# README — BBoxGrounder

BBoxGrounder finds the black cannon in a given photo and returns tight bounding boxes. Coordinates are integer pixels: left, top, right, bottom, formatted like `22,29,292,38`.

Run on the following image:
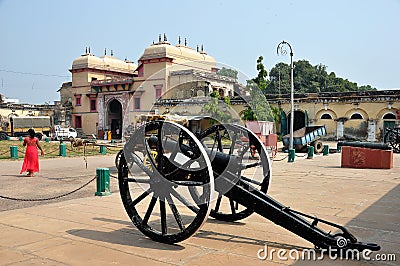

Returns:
118,120,380,252
384,127,400,153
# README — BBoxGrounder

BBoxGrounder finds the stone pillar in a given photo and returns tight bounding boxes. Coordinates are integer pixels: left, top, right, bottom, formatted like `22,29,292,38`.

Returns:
337,120,344,140
367,120,377,142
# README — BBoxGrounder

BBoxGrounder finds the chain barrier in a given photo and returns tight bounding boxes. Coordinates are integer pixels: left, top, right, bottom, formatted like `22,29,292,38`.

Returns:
0,175,97,202
0,150,10,156
272,155,288,162
110,173,118,179
295,153,308,158
17,148,26,155
45,147,61,155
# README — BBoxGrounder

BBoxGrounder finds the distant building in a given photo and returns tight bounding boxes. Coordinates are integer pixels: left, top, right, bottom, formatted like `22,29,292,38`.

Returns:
63,35,237,139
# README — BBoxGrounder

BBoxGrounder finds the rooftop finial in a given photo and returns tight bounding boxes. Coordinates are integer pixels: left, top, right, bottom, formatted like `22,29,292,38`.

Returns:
196,45,199,52
85,47,88,54
88,47,91,54
201,44,204,52
111,50,113,56
178,36,181,44
152,40,155,44
164,33,167,42
159,34,162,42
184,38,187,46
104,48,107,55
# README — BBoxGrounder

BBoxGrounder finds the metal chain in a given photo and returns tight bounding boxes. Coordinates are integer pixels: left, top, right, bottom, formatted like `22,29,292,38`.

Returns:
0,175,97,202
296,153,308,158
110,173,118,179
0,150,10,156
272,155,289,161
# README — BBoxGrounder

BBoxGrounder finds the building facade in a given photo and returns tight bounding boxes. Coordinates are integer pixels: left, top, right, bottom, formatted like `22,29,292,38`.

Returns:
65,35,239,139
63,36,399,142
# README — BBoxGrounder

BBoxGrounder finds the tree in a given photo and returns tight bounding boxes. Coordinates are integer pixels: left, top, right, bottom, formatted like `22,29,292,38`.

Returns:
202,90,232,123
217,67,238,79
252,56,270,94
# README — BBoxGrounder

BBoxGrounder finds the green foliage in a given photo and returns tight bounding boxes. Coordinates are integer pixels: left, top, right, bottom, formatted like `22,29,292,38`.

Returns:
202,91,232,123
217,67,238,79
267,60,377,94
241,80,274,122
252,56,270,94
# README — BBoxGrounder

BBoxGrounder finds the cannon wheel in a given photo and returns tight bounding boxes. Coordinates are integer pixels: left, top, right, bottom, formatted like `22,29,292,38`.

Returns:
196,124,271,222
118,121,214,244
384,129,400,153
115,149,123,169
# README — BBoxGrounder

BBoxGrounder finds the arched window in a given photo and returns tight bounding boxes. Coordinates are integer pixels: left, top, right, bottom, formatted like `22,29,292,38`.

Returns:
350,113,363,119
383,113,396,120
320,113,332,119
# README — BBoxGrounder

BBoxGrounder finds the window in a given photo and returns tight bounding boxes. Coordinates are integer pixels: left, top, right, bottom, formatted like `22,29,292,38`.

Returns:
383,113,396,120
75,95,81,106
90,99,97,112
91,77,97,81
75,116,82,128
350,113,363,119
320,113,332,119
134,97,141,110
137,65,144,77
154,84,163,99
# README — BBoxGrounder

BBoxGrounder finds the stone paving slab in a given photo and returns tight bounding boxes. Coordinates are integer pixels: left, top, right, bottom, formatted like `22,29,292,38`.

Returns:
0,152,398,265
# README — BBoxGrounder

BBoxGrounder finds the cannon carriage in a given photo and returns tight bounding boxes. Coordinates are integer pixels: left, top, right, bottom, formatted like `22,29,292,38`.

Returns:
117,119,380,253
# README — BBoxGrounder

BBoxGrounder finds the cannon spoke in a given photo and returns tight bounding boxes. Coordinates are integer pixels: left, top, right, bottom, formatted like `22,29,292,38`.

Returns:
130,188,152,207
166,194,185,231
143,195,158,225
159,197,167,235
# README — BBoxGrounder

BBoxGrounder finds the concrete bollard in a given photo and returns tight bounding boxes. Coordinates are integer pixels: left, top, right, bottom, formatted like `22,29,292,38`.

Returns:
95,168,111,196
99,145,106,155
59,143,66,157
288,149,295,163
307,146,314,159
323,144,329,156
10,146,18,159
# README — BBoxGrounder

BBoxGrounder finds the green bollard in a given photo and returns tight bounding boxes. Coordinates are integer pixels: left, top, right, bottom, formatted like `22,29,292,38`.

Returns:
19,136,23,141
6,136,10,141
111,139,115,144
307,146,314,159
95,168,111,196
45,137,50,143
337,145,342,153
10,146,18,159
288,149,295,162
99,145,106,155
323,144,329,156
59,143,66,157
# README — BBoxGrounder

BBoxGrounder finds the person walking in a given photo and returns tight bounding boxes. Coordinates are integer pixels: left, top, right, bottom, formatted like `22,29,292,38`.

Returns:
20,129,45,177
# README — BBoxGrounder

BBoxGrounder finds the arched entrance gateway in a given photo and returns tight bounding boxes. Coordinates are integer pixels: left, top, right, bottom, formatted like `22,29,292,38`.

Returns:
107,99,122,139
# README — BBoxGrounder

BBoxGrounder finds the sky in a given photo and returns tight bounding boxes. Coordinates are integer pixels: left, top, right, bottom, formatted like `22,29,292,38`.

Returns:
0,0,399,104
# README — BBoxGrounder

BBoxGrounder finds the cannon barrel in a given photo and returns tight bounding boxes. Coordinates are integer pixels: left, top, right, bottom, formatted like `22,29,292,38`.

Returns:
337,141,391,150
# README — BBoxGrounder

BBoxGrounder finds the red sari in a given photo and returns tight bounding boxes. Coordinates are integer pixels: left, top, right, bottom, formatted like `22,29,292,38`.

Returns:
20,137,40,174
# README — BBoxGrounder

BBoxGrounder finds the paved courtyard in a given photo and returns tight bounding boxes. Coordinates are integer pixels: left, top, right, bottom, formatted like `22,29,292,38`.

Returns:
0,150,398,265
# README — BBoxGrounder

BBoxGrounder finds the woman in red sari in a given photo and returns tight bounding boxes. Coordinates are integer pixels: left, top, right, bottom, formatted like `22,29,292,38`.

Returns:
20,129,45,177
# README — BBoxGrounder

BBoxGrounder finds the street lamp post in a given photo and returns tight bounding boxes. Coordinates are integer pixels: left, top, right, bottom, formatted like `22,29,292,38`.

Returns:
277,40,295,152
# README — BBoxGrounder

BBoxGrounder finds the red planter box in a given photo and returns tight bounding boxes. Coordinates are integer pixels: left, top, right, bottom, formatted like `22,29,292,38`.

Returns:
341,146,393,169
